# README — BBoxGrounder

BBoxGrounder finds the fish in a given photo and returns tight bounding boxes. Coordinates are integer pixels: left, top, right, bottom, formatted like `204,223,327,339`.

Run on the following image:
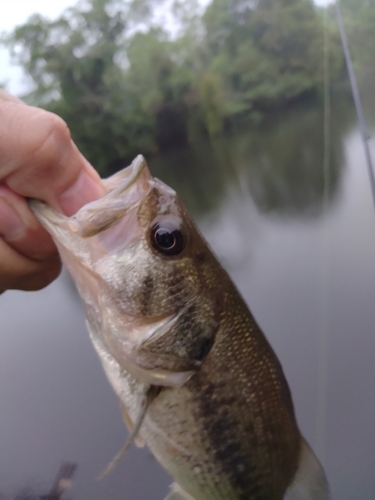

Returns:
30,155,329,500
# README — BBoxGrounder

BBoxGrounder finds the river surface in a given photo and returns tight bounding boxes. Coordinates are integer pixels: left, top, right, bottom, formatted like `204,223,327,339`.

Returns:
1,89,375,500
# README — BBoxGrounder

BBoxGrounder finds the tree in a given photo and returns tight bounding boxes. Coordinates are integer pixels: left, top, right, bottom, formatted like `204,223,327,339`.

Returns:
203,0,332,109
336,0,375,73
1,0,347,171
3,0,160,172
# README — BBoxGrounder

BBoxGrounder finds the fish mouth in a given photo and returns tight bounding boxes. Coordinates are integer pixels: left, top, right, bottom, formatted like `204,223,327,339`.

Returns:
30,155,152,240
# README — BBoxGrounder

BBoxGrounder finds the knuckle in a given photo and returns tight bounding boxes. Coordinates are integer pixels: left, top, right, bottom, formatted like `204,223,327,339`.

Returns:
24,257,62,291
40,257,62,285
0,240,61,292
44,112,71,142
25,109,71,166
34,111,71,156
3,106,79,202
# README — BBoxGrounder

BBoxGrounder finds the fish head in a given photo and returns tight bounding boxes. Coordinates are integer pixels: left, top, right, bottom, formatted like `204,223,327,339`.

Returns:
30,156,221,386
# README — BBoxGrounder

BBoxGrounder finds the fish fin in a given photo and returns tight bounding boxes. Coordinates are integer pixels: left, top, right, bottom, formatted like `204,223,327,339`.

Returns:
285,438,330,500
119,401,145,447
97,387,156,480
164,483,197,500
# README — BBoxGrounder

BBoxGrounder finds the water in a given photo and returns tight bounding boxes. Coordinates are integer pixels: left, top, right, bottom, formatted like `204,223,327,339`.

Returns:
1,90,375,499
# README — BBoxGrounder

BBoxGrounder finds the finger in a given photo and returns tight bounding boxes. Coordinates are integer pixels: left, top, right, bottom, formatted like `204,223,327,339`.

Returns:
0,102,105,216
0,186,58,260
0,238,61,292
0,89,24,104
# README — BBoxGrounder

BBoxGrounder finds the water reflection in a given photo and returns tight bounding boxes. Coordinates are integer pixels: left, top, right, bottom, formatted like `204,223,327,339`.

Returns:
2,95,375,500
150,96,355,220
232,99,352,217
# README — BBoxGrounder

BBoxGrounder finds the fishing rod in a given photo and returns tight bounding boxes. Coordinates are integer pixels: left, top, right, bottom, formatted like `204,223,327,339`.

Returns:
315,0,375,460
335,0,375,209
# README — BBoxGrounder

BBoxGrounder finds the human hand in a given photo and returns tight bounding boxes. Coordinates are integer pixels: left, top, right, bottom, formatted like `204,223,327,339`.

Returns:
0,90,105,293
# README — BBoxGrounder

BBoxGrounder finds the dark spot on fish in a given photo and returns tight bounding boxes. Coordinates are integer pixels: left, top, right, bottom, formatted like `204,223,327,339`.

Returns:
195,252,206,264
195,337,214,361
192,380,263,499
149,385,162,401
167,273,185,301
140,274,154,316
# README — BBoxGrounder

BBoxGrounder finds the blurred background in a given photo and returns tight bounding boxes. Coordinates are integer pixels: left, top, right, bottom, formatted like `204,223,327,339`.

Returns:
1,0,375,498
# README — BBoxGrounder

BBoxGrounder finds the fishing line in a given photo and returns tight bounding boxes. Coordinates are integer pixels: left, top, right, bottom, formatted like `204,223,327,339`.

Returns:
315,2,331,463
335,0,375,209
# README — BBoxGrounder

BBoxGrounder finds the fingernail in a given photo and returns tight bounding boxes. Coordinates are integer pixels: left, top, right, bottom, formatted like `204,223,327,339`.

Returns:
0,198,26,241
58,169,104,216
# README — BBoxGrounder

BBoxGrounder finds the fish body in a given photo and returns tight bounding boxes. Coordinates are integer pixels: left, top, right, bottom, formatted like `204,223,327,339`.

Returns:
30,156,329,500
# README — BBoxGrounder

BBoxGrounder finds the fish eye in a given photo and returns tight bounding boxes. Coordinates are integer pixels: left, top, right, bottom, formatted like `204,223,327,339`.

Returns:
150,220,185,256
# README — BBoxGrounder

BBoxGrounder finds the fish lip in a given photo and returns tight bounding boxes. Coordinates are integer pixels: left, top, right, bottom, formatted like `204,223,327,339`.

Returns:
103,154,147,197
29,154,150,234
29,198,68,228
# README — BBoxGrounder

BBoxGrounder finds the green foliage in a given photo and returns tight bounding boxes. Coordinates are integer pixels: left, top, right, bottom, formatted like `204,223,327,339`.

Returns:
149,93,354,219
3,0,155,172
1,0,348,173
339,0,375,73
203,0,327,111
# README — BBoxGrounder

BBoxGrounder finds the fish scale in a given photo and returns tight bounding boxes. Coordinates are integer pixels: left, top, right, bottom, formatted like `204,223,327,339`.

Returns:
30,155,330,500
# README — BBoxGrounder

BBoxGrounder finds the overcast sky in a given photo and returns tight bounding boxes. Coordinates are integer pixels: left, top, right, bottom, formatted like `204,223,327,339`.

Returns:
0,0,79,93
0,0,333,95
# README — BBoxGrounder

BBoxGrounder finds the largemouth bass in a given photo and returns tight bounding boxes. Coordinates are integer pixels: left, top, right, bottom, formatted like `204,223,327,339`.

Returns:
30,155,329,500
